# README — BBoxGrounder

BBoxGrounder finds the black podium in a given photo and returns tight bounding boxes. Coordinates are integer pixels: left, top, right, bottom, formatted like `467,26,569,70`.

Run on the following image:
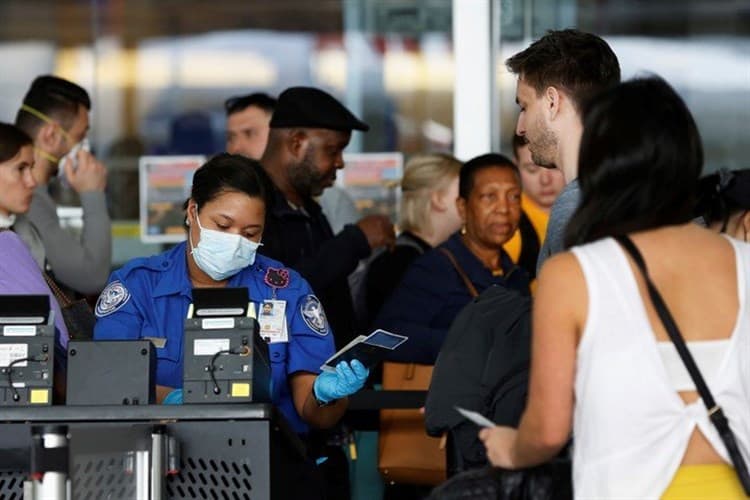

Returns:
0,404,305,500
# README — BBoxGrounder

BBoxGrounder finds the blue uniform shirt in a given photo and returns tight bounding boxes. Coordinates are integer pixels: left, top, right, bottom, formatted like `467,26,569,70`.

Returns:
93,242,335,434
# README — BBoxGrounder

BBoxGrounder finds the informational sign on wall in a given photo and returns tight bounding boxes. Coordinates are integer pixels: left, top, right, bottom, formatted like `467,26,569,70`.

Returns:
139,156,205,243
339,152,404,223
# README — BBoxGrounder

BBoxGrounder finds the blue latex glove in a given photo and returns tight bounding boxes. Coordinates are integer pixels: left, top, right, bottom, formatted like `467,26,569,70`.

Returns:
313,360,369,404
163,388,183,405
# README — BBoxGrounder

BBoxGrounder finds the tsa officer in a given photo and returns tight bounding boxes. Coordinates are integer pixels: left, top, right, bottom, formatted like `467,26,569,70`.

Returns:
93,154,368,434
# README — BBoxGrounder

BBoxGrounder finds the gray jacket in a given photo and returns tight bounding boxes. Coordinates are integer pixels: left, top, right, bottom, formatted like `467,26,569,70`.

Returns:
15,186,111,295
536,179,581,275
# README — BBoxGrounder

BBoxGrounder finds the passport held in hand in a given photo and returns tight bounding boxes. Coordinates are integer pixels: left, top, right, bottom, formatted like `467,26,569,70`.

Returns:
320,329,408,373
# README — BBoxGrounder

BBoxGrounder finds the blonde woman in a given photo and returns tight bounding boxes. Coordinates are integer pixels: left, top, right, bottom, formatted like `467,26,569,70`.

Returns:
359,153,463,328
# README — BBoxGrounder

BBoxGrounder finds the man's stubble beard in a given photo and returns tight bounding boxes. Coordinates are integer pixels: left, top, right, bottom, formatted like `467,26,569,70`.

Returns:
529,117,558,169
288,149,325,199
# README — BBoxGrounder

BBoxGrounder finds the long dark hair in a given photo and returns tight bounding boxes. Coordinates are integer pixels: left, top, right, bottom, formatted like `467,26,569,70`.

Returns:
564,76,703,247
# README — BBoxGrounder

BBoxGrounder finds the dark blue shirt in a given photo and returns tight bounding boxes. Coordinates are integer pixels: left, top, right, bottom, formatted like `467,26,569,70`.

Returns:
374,232,530,364
93,242,335,434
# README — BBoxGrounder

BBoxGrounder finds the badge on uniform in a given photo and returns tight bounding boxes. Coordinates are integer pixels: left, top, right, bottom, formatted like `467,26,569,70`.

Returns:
300,295,328,336
264,268,290,297
259,299,288,343
95,281,131,317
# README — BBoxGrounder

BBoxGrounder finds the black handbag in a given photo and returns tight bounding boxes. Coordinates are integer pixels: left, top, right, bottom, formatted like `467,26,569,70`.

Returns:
429,458,571,500
43,271,96,341
616,235,750,495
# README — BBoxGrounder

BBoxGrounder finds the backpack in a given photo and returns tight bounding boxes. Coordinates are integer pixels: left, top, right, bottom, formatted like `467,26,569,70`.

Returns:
349,233,426,332
424,284,531,474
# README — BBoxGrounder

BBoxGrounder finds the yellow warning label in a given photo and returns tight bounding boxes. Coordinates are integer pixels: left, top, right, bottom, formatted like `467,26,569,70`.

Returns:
231,383,250,397
30,389,49,404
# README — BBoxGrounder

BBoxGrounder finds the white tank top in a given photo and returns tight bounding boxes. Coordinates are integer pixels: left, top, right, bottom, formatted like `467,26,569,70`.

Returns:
657,339,729,391
570,237,750,499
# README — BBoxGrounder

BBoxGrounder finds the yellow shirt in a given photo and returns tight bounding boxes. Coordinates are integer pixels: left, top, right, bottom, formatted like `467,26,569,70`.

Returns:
504,194,550,263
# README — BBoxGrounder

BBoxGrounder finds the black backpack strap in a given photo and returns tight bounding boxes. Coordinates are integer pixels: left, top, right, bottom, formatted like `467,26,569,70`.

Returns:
615,234,750,495
395,232,427,253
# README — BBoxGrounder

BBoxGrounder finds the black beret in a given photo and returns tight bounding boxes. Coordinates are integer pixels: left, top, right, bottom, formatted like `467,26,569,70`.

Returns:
269,86,369,132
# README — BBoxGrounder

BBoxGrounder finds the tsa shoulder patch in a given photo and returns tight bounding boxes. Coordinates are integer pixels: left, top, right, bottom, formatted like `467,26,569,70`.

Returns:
300,295,329,335
95,281,131,317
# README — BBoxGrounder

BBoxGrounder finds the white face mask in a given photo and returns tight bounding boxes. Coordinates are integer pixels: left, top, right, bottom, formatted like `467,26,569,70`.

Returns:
0,213,16,229
59,137,90,174
189,211,262,281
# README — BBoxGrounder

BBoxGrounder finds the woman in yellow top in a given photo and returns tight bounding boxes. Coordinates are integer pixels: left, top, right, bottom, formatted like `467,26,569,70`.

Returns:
503,134,565,285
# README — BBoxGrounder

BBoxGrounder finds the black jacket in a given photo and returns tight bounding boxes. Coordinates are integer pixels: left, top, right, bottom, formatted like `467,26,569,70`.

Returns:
424,284,531,472
374,233,530,365
260,185,371,349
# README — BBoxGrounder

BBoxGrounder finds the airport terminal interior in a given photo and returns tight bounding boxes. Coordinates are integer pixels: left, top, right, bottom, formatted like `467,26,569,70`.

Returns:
0,1,749,499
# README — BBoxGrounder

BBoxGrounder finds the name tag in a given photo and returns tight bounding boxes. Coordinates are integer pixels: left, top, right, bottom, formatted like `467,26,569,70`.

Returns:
259,300,288,344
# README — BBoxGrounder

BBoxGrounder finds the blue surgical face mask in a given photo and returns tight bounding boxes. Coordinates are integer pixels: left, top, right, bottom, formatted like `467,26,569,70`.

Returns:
189,210,262,281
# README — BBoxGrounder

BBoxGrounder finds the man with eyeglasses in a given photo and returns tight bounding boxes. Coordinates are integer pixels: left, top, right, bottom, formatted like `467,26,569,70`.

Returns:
13,75,110,297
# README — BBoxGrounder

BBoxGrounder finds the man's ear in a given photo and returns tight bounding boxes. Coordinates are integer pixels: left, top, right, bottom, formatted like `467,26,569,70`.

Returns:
37,122,60,150
544,86,562,121
287,129,309,160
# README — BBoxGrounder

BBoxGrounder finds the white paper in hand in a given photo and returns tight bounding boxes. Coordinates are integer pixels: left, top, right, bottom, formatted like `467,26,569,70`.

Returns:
455,406,496,428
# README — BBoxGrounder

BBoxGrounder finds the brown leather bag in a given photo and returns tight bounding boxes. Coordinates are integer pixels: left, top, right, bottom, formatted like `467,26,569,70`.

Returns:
378,247,479,486
378,361,446,486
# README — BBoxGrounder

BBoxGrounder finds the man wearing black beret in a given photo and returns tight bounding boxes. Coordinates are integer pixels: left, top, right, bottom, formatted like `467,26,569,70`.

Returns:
259,86,395,349
259,87,394,499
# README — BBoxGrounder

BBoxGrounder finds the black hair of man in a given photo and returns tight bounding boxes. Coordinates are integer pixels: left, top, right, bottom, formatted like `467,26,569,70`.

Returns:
695,169,750,230
459,153,519,199
564,76,703,247
224,92,277,117
506,29,621,113
0,123,33,163
15,75,91,137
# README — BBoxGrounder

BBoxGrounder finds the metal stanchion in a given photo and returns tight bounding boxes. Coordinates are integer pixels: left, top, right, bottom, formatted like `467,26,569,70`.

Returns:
25,426,70,500
150,427,166,500
135,450,150,500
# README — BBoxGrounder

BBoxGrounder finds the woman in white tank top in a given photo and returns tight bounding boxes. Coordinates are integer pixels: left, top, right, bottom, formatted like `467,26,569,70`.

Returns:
479,76,750,499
